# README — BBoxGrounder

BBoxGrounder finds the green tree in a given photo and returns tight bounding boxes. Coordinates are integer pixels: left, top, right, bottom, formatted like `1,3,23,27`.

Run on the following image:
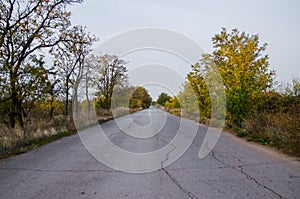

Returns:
165,96,180,109
129,87,152,109
177,83,199,118
187,56,211,120
94,54,128,109
212,28,275,126
0,0,82,128
111,86,135,108
0,55,51,127
52,25,96,115
156,92,171,106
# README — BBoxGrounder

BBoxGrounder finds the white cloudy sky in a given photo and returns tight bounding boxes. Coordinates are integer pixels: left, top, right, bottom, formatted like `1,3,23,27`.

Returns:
69,0,299,99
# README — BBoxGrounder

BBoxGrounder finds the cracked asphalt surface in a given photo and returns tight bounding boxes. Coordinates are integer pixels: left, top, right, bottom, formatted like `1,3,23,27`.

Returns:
0,107,299,199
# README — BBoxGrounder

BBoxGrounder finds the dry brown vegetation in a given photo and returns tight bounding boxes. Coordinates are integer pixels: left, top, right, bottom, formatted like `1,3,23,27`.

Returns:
0,106,143,159
242,93,300,156
0,115,75,158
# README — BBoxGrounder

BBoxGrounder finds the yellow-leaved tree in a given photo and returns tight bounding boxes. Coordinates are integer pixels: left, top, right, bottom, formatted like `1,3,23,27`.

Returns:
214,28,275,126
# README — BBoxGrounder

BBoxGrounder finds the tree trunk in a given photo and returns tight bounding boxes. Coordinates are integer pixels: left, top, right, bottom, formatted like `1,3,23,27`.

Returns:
49,96,54,121
85,72,91,115
9,71,16,128
65,78,69,116
73,61,85,114
10,94,24,128
73,86,78,114
17,103,24,128
9,111,16,128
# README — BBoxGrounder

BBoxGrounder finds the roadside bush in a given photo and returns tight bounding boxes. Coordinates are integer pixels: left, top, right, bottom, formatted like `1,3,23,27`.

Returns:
0,115,75,158
245,111,300,156
244,92,300,156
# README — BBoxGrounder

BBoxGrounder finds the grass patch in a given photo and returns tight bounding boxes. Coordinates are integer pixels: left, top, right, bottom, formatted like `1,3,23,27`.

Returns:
243,111,300,157
0,130,77,159
237,130,247,138
224,110,300,157
0,107,145,159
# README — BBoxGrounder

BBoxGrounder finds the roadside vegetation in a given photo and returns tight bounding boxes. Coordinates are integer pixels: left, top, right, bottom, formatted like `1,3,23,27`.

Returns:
158,28,300,157
0,0,151,158
0,1,298,158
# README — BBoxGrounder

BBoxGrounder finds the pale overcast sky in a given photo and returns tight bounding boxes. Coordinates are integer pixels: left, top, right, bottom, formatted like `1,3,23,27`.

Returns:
69,0,299,99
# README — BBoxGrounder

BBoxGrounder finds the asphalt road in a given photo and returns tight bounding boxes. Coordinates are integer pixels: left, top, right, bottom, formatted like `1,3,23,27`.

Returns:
0,107,299,199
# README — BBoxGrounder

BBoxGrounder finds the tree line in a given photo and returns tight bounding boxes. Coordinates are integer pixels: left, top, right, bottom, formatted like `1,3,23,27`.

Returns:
0,0,151,132
156,28,300,156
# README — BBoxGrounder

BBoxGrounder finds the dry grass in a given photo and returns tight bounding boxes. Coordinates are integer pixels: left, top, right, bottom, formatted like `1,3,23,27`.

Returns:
95,107,141,123
0,107,143,158
244,111,300,157
0,115,75,158
74,107,134,128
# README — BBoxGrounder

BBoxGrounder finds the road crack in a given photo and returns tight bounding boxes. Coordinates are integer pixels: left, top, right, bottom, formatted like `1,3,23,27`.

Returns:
162,168,199,199
160,145,200,198
238,166,285,199
161,144,176,168
210,151,285,199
